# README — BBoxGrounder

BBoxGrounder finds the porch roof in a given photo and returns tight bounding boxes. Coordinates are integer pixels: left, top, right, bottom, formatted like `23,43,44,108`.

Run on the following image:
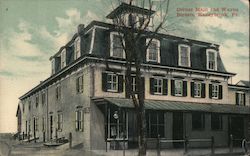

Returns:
93,97,250,115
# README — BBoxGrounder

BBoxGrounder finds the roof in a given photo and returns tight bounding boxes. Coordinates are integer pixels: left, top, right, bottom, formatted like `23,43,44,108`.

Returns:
94,97,250,115
106,3,155,19
236,80,250,87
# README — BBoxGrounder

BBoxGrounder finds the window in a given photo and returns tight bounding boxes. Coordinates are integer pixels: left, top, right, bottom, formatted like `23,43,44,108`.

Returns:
146,39,160,62
211,114,222,130
56,84,61,100
128,13,137,27
154,78,163,94
34,117,38,131
132,76,136,92
147,112,165,138
42,117,45,132
212,84,219,99
61,49,66,68
194,82,201,97
75,110,83,131
236,92,245,105
178,44,190,67
23,104,25,113
76,76,83,93
206,49,217,70
57,113,63,131
28,100,31,111
175,80,183,96
192,113,205,130
110,32,124,58
75,37,81,59
42,91,46,105
107,73,118,92
107,107,128,139
35,95,39,108
51,59,55,74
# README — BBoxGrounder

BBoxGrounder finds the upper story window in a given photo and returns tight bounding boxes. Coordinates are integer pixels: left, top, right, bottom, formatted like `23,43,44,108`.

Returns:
28,100,31,111
74,37,81,59
192,112,205,130
131,76,136,92
76,75,84,93
22,103,25,113
34,117,38,131
57,113,63,131
191,82,206,98
75,109,83,131
110,32,125,58
102,72,123,93
171,79,187,97
178,44,191,67
150,77,168,95
146,39,160,63
41,91,46,106
56,84,61,100
128,13,137,27
236,92,245,106
51,59,55,75
209,83,223,99
35,95,39,108
61,49,66,68
206,49,217,71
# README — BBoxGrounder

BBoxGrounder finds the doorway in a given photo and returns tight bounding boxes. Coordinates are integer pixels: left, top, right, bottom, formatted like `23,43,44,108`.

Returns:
173,112,184,148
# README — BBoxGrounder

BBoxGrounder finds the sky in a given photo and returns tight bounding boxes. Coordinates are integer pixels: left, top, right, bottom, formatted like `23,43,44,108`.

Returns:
0,0,249,133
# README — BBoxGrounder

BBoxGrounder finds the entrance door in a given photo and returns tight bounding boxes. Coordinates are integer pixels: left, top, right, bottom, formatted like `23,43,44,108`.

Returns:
229,116,244,146
173,112,183,148
50,116,53,140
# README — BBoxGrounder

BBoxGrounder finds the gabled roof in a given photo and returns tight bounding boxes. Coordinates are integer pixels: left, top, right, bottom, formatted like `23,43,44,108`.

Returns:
236,80,250,87
106,3,155,19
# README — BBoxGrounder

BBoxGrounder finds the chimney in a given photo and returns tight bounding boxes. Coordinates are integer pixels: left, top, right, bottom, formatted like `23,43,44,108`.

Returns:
77,24,85,34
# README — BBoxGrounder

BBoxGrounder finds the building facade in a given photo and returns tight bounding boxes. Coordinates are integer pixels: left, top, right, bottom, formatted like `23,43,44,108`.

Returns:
16,3,250,150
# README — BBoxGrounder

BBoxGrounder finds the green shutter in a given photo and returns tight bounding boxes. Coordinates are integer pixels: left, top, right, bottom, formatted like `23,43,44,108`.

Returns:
183,81,187,97
118,75,124,93
171,80,175,96
219,85,223,99
150,78,154,95
102,73,107,92
191,82,194,97
209,84,212,99
201,83,206,98
163,79,168,95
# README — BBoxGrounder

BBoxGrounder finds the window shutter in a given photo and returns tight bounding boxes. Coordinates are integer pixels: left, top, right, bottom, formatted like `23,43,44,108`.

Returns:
102,73,107,92
235,93,239,105
171,80,175,96
183,81,187,97
209,84,212,99
118,75,124,93
163,79,168,95
201,83,206,98
76,78,79,93
150,78,154,95
243,93,246,106
75,111,78,131
191,82,194,97
219,85,223,99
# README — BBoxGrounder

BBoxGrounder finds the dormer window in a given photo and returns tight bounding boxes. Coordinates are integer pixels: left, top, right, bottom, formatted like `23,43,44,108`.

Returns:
51,59,55,75
74,37,81,59
110,32,125,58
61,49,66,68
146,38,160,63
178,44,191,67
206,49,217,70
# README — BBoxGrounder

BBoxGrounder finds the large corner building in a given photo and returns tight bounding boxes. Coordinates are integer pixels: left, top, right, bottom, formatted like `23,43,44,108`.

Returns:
16,3,250,150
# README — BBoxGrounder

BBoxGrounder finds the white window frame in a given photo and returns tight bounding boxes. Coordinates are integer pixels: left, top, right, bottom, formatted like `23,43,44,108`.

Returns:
212,84,219,99
110,32,125,58
107,73,118,92
175,80,183,96
132,76,136,92
76,75,84,93
57,113,63,131
178,44,191,67
194,82,202,97
74,37,81,59
61,49,66,68
56,84,61,100
154,78,163,95
146,38,160,63
75,110,83,131
51,59,55,74
237,92,245,105
206,49,217,71
41,91,46,105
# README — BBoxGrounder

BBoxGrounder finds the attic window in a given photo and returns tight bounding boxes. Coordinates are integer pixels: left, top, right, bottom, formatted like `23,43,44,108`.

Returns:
206,49,217,71
146,38,160,63
61,49,66,68
178,44,191,67
75,37,81,59
51,59,55,75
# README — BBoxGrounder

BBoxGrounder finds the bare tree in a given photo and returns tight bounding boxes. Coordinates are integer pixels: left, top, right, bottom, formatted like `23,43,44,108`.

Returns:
107,0,170,155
